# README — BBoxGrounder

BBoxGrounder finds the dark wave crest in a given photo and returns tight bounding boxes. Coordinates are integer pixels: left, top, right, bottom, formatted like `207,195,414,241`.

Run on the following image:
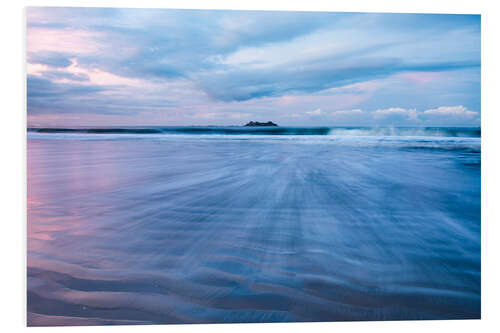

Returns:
27,126,481,137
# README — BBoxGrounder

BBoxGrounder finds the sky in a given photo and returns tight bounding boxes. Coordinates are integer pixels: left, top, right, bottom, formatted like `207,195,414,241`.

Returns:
26,7,481,127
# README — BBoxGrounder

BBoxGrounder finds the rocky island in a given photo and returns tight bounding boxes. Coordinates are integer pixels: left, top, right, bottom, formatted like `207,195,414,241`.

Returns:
244,121,278,127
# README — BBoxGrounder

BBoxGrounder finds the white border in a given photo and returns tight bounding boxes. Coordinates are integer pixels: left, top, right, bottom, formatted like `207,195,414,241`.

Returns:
3,1,499,332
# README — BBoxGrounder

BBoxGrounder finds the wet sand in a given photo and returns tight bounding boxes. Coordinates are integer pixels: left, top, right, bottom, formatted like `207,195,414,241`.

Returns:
27,134,481,325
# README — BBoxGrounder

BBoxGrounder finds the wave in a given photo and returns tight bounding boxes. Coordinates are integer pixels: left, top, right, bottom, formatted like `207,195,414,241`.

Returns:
326,127,480,138
27,126,481,138
28,127,329,135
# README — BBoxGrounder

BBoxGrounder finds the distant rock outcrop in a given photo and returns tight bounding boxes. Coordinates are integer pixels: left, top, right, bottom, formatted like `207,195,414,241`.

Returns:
244,121,278,127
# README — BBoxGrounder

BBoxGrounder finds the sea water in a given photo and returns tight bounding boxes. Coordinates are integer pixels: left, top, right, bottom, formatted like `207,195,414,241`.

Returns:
27,127,481,325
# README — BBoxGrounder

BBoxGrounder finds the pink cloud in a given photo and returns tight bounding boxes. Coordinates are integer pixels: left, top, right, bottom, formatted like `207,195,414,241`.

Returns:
397,72,443,84
27,27,102,54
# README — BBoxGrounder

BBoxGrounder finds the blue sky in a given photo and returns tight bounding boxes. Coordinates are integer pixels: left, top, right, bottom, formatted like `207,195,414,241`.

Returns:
26,7,480,127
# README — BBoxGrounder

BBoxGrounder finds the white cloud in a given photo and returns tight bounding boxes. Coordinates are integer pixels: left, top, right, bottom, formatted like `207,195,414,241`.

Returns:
220,28,370,69
285,113,306,118
373,107,418,120
306,108,322,115
326,81,385,94
227,112,252,120
192,112,219,119
423,105,478,118
26,63,50,76
331,109,365,117
191,112,251,120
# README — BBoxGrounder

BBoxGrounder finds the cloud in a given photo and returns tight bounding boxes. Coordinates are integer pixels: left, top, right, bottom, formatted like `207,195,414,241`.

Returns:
27,75,107,115
27,52,73,68
192,112,251,120
41,70,90,82
306,108,322,115
27,75,178,116
25,8,481,126
192,112,218,119
397,72,443,84
373,107,418,120
196,55,478,102
189,13,479,103
331,109,365,117
423,105,478,118
27,26,103,54
27,76,104,99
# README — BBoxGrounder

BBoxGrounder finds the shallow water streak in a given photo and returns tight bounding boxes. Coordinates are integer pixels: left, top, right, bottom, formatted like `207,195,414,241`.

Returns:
27,134,481,325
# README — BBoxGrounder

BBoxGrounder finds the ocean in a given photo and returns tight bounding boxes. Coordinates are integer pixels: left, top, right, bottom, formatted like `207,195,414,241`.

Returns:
27,126,481,325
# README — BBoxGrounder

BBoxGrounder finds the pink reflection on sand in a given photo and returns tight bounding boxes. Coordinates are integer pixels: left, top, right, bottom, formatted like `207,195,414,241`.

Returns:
27,140,127,273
